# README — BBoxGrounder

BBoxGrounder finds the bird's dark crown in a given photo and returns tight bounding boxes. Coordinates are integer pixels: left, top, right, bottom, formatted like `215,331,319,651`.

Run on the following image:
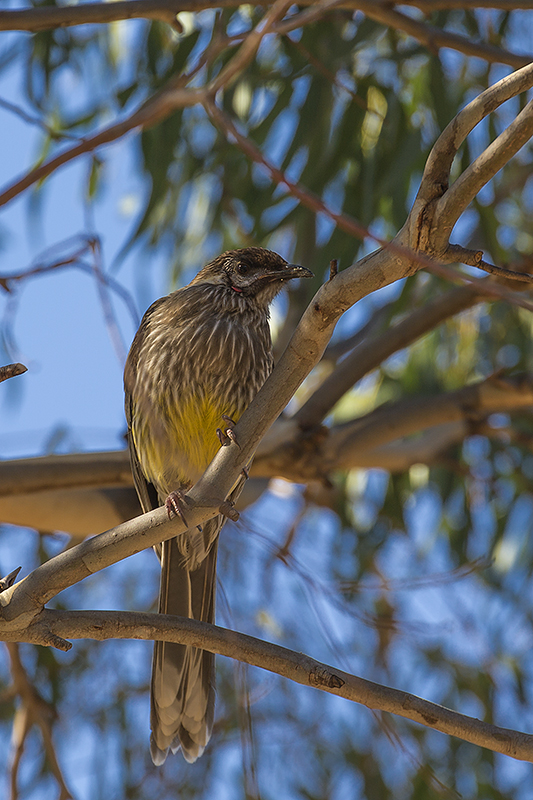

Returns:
190,247,312,305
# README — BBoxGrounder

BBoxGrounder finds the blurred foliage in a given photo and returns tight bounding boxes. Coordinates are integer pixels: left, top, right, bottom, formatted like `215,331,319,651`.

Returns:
2,2,533,800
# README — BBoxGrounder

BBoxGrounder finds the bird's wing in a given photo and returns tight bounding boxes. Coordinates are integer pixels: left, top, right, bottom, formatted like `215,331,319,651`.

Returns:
124,389,159,514
124,298,167,515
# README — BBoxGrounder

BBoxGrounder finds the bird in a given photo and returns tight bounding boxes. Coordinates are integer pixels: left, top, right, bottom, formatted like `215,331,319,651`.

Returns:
124,247,313,765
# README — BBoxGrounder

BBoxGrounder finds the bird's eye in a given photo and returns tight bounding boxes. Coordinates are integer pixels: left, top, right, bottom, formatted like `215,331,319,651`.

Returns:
237,263,249,275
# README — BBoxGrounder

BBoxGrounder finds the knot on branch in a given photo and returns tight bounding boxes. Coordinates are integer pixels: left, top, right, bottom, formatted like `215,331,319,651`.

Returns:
309,666,345,690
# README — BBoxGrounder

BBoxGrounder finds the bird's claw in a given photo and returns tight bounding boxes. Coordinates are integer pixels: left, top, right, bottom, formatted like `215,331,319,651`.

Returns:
165,490,190,526
216,414,241,448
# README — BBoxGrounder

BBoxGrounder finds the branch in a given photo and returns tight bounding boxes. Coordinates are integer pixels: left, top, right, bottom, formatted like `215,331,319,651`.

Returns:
208,0,301,94
444,245,533,284
0,488,139,540
0,451,132,496
6,643,73,800
409,61,533,251
8,607,533,764
399,1,533,10
437,98,533,242
0,1,187,32
1,2,531,68
294,283,482,430
328,373,533,471
0,478,267,538
0,84,205,207
254,374,533,481
0,364,27,383
355,1,532,68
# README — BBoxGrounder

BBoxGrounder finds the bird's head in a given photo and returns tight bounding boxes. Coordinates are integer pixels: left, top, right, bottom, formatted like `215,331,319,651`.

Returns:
192,247,314,306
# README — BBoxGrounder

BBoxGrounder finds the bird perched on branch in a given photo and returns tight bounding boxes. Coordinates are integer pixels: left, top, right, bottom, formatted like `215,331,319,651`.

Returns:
124,247,313,765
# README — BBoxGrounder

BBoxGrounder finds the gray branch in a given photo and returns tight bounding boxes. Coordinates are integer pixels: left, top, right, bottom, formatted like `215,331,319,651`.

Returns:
7,607,533,764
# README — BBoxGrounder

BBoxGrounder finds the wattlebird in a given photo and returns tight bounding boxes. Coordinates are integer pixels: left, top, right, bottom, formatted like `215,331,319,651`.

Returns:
124,247,313,764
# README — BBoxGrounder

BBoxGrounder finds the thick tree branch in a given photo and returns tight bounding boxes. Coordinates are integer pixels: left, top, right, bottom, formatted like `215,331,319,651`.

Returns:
329,373,533,471
253,374,533,481
6,608,533,764
0,451,132,496
0,479,267,538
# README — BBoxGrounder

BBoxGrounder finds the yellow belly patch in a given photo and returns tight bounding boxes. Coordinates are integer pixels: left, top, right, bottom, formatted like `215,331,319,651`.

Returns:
133,393,240,492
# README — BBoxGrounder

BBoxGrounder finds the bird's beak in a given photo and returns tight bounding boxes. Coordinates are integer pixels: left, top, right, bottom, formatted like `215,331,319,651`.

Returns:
281,264,314,280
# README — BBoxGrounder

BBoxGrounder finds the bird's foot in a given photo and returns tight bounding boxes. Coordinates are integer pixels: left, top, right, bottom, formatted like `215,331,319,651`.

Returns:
216,414,241,448
219,500,240,522
165,490,191,526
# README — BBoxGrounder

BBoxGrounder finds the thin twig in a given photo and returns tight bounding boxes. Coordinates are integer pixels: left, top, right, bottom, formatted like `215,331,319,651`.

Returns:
208,0,296,95
446,244,533,283
0,364,27,383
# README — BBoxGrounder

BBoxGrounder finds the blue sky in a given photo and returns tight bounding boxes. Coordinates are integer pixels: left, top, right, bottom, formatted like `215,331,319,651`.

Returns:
0,34,169,459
